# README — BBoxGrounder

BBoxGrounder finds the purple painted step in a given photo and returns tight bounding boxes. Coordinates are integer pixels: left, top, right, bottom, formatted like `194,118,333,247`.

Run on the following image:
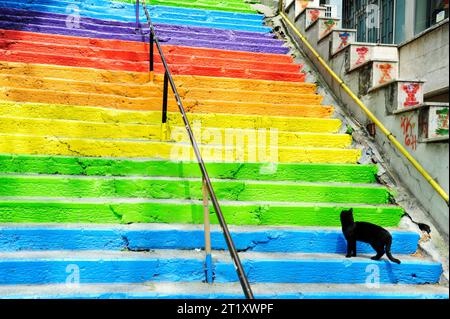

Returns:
0,8,289,54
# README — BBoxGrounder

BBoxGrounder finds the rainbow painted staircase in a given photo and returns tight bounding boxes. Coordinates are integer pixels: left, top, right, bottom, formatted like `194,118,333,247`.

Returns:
0,0,448,299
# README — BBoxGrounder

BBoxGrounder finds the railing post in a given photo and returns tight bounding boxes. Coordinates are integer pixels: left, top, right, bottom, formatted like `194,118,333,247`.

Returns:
202,177,214,284
162,71,168,124
135,0,140,31
149,31,154,82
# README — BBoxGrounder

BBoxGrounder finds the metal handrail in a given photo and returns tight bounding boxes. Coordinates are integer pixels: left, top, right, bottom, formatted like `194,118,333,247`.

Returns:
137,0,254,299
278,0,449,205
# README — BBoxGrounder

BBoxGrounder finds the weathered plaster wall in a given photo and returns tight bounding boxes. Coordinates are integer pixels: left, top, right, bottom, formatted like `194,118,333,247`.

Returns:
275,1,449,239
399,20,450,98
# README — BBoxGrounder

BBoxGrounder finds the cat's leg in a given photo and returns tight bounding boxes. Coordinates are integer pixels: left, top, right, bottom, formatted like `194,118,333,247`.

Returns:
351,240,357,257
371,244,385,261
346,239,356,258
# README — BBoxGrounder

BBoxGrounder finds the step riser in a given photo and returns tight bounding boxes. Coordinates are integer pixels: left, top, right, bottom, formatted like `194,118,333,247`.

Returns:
2,0,257,14
1,293,448,299
0,135,361,164
0,47,301,74
0,202,404,227
0,118,352,148
1,0,261,20
0,77,319,103
0,259,441,285
0,90,330,117
0,228,419,254
0,3,271,33
0,155,379,184
0,62,309,90
0,21,284,54
0,103,340,133
0,177,392,204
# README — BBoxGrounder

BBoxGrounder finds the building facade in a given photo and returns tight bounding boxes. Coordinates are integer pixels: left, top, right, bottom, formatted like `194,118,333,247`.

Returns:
341,0,449,101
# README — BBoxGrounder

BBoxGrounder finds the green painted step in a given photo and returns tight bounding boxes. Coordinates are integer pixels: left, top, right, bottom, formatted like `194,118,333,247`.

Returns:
0,175,393,204
0,200,404,226
0,155,379,184
113,0,257,13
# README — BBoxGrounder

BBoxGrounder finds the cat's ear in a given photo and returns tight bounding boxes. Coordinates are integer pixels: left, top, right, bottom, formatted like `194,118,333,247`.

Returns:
349,208,353,213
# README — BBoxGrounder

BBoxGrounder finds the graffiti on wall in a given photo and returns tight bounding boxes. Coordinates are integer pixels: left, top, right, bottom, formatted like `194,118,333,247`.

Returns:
401,115,418,151
355,47,369,65
402,83,421,107
309,9,321,23
321,19,336,37
377,63,393,84
300,0,313,9
435,108,449,137
338,32,351,50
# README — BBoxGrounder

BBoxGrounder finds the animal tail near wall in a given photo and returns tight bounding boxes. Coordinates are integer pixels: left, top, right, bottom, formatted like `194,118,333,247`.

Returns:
0,0,447,299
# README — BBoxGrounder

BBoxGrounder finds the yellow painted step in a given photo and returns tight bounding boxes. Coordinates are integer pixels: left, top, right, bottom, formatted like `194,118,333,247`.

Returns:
0,74,323,105
0,101,342,133
0,61,316,93
0,134,362,164
0,116,352,148
0,87,333,118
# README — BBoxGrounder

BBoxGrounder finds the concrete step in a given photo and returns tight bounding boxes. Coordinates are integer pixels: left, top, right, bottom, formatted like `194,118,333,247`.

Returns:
0,133,361,163
0,282,447,299
96,0,257,14
0,223,420,255
0,75,320,104
0,31,299,73
0,154,380,184
0,198,404,227
0,87,332,117
0,116,353,148
0,61,309,90
0,102,342,133
0,175,393,204
0,250,442,285
0,9,283,54
0,1,272,33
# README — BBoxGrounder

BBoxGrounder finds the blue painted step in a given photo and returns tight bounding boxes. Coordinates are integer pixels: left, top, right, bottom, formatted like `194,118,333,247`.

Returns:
0,1,272,33
0,283,448,299
0,224,420,254
0,251,442,285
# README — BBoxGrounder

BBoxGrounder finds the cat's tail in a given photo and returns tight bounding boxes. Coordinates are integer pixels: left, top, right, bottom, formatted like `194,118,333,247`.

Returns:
386,237,401,264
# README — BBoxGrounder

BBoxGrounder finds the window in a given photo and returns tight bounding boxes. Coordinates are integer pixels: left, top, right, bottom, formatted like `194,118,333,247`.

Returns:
342,0,394,44
415,0,449,35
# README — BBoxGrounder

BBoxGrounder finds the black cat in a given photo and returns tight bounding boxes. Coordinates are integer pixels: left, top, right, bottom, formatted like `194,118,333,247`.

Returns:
340,208,401,264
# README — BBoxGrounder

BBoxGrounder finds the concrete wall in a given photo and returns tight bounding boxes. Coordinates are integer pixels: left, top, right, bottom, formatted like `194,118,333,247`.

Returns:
399,20,449,99
275,1,449,238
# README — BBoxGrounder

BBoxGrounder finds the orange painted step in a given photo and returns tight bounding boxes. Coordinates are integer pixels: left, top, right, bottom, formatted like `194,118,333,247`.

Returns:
0,29,305,82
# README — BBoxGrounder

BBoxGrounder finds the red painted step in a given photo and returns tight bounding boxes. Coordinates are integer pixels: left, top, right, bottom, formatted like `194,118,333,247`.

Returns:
0,29,306,82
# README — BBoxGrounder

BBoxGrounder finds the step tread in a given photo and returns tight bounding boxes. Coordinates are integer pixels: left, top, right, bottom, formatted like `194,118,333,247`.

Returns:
0,249,437,264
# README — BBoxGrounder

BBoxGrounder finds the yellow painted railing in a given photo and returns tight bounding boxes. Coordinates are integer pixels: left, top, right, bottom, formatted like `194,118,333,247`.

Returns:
278,0,449,205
